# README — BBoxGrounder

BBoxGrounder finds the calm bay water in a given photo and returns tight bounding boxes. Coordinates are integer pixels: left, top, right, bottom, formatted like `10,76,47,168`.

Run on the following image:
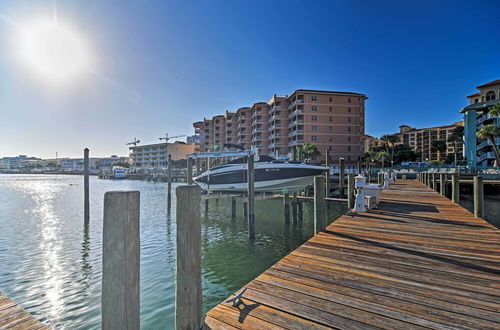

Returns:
0,174,346,329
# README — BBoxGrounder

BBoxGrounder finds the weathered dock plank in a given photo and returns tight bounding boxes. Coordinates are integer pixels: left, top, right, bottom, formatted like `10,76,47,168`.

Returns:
205,180,500,329
0,293,48,329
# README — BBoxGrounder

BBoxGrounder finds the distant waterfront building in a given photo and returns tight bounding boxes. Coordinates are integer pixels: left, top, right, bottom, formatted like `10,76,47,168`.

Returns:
129,141,195,169
363,135,381,153
60,155,128,172
0,155,41,169
192,89,367,164
393,122,464,162
460,79,500,167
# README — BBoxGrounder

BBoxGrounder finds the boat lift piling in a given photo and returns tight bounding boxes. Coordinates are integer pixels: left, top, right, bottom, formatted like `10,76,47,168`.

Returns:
84,148,90,223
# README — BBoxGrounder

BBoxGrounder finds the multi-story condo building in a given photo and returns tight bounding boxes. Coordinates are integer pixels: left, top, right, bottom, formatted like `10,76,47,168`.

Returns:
236,107,251,150
225,111,237,146
193,89,367,164
394,122,464,162
202,118,213,152
129,141,195,169
192,121,204,153
461,79,500,167
212,115,226,150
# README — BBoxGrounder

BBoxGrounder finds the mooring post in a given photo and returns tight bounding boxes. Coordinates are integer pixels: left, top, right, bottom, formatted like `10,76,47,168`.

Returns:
440,173,445,196
247,155,255,239
187,157,193,184
196,158,201,176
313,176,326,234
102,191,140,330
473,175,484,219
339,158,345,197
347,173,355,210
243,199,248,220
84,148,90,223
283,193,290,224
292,192,298,222
231,196,236,220
452,173,460,203
167,154,172,208
325,150,330,198
175,185,202,329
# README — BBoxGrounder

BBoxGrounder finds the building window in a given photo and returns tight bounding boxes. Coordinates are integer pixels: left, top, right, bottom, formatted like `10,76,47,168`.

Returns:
348,127,352,132
312,126,317,131
348,117,352,123
329,106,333,112
311,96,317,101
312,116,317,121
312,105,317,111
348,107,351,113
348,146,351,151
311,136,317,141
486,91,496,101
474,98,479,103
329,126,333,131
329,96,333,102
348,136,351,142
329,116,332,122
329,146,333,151
348,98,351,103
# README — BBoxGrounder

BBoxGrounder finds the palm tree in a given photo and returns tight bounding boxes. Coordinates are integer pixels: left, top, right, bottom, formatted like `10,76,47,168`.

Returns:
380,134,400,164
301,143,321,162
477,124,500,167
447,126,464,166
431,140,447,162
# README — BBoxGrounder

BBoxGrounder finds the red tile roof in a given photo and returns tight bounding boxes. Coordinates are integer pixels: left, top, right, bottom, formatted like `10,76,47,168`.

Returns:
476,79,500,89
467,92,480,98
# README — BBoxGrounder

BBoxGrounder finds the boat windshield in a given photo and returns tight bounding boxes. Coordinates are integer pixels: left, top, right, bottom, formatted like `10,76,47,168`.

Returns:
225,155,276,164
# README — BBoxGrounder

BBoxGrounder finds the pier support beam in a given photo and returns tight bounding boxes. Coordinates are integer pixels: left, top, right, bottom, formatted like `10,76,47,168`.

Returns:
452,174,460,203
167,154,172,209
292,192,298,223
175,185,202,330
247,156,255,239
187,158,193,184
231,197,236,220
84,148,90,223
440,173,445,196
325,150,330,198
314,176,326,234
283,193,290,224
347,174,355,210
473,176,484,219
339,158,345,197
102,191,140,330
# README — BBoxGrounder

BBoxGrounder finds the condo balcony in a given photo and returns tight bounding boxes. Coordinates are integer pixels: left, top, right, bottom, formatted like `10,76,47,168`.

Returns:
252,127,264,134
269,105,281,114
269,133,281,140
288,119,304,128
288,129,304,137
477,151,496,162
477,113,500,125
477,137,500,151
288,139,304,146
287,108,304,119
287,98,304,109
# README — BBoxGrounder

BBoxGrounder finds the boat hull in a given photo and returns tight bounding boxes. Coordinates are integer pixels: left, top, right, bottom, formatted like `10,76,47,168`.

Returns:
194,162,326,193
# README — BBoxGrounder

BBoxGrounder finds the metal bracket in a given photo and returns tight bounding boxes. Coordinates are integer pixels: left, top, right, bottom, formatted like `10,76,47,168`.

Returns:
226,288,247,307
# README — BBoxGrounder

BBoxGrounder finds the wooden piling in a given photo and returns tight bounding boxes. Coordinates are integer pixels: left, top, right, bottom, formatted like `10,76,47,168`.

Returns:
196,158,201,176
473,175,484,219
433,173,438,191
167,154,172,208
325,150,330,198
440,173,445,196
247,155,255,239
339,158,345,197
102,191,140,330
175,185,202,329
243,199,248,220
313,176,326,234
297,200,303,221
187,157,193,184
231,196,236,220
283,193,290,224
452,173,460,203
347,173,355,210
204,199,209,214
292,192,298,222
84,148,90,223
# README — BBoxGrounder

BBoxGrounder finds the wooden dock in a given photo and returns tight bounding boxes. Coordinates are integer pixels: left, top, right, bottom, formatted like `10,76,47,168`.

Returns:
0,292,48,329
204,180,500,329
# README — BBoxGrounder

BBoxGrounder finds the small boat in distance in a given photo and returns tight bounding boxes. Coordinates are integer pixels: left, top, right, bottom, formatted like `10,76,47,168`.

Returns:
112,166,127,179
193,155,327,193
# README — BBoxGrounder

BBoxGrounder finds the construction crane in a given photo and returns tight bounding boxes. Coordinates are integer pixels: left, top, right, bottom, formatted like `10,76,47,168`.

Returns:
126,138,141,146
159,133,188,142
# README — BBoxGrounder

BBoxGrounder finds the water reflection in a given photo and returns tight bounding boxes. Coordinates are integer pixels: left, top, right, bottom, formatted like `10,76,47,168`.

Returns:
80,223,92,296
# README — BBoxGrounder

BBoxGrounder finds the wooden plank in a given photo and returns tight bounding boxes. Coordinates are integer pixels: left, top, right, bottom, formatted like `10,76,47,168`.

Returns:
205,180,500,328
0,293,46,329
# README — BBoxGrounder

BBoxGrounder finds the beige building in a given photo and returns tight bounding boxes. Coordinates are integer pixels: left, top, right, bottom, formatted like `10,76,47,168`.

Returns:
129,141,195,168
193,89,367,164
394,122,464,162
363,135,381,153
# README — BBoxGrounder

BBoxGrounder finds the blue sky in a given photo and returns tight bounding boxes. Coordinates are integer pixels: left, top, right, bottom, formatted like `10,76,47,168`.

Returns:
0,0,499,158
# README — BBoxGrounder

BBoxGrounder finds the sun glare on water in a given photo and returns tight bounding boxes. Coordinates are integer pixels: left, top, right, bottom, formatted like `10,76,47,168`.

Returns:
18,18,92,84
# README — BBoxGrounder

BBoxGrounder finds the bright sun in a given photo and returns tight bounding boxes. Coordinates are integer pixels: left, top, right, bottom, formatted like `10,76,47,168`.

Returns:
18,18,92,84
